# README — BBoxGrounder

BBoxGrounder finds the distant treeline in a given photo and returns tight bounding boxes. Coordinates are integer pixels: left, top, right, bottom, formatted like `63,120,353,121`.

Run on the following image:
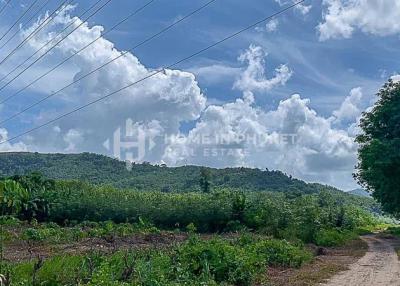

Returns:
0,152,339,193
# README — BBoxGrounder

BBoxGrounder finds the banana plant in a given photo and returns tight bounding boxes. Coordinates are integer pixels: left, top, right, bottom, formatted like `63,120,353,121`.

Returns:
0,180,29,215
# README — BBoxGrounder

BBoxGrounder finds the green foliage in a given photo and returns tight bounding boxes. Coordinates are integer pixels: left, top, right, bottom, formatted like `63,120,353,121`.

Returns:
0,180,29,215
49,182,234,232
199,167,211,193
177,236,261,285
17,221,159,243
355,79,400,216
0,174,381,245
0,173,384,285
250,239,312,268
0,174,53,221
7,236,311,286
315,229,358,247
0,152,338,193
386,226,400,237
0,178,373,242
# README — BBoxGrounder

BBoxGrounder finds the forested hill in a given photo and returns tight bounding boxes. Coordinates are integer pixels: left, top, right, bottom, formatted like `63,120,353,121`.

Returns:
0,152,338,193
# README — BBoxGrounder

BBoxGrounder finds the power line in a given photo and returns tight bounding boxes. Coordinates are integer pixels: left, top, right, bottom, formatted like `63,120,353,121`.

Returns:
0,0,112,92
0,0,216,107
0,0,41,42
0,0,52,51
0,0,12,17
0,0,104,84
0,0,306,145
0,0,72,67
0,0,156,106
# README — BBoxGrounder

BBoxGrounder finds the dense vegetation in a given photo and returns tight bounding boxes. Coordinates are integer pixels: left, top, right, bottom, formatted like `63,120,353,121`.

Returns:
1,173,381,236
0,168,387,285
0,152,338,193
355,79,400,216
2,225,313,286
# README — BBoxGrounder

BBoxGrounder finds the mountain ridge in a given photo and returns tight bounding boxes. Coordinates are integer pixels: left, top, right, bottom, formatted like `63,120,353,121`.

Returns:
0,151,340,193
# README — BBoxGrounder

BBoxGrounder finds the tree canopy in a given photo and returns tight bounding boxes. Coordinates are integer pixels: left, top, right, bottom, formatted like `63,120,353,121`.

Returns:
355,79,400,216
0,152,338,194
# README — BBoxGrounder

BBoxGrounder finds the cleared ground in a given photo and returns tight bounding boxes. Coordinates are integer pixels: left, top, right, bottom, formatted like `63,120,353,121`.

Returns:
322,234,400,286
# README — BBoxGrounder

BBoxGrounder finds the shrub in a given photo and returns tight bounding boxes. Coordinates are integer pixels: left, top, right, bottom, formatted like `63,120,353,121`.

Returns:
249,239,312,268
176,236,262,285
315,229,358,247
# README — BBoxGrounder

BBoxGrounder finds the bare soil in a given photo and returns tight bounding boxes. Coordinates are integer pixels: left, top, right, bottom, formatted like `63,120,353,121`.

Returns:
322,234,400,286
3,232,188,263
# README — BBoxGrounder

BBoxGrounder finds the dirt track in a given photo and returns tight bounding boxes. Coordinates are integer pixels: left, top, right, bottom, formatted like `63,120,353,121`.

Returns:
322,235,400,286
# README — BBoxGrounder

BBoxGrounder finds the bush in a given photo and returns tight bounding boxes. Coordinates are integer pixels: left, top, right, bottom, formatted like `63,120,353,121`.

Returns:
250,239,312,268
315,229,358,247
7,236,311,286
177,236,262,285
387,226,400,237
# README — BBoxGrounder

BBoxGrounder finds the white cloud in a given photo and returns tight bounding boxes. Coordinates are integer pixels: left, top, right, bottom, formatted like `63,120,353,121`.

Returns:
391,74,400,83
63,129,84,152
18,7,206,155
163,92,360,190
266,19,279,32
3,6,372,190
256,19,279,33
233,45,293,93
318,0,400,41
0,129,27,152
275,0,312,15
332,87,363,124
188,64,240,85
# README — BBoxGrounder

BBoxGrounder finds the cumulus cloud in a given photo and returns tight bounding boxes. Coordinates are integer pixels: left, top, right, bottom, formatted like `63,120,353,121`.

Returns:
318,0,400,41
332,87,363,124
256,19,279,33
275,0,312,15
0,129,27,152
233,45,292,93
18,6,206,155
163,92,359,190
3,6,371,190
63,129,84,152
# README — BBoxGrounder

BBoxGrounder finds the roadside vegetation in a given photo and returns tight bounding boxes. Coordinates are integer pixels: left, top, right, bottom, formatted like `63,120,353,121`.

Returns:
0,172,391,285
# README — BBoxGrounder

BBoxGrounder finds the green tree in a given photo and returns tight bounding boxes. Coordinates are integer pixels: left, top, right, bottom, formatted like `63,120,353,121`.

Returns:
199,167,211,193
354,79,400,215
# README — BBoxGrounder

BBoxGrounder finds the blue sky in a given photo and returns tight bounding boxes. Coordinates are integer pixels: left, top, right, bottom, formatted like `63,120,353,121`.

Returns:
0,0,399,190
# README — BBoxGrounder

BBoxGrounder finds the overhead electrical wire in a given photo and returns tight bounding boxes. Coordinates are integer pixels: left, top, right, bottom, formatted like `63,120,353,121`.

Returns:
0,0,113,91
0,0,215,107
0,0,156,106
0,0,73,67
0,0,306,145
0,0,12,17
0,0,52,51
0,0,41,42
0,0,104,84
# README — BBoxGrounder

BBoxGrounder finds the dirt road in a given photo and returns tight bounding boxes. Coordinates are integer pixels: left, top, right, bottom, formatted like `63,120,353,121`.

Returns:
322,235,400,286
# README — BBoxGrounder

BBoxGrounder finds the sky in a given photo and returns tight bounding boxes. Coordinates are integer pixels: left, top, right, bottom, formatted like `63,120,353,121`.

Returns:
0,0,399,191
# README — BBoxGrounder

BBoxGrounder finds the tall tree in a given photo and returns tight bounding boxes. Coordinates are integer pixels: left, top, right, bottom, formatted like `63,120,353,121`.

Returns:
354,79,400,216
199,167,211,193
